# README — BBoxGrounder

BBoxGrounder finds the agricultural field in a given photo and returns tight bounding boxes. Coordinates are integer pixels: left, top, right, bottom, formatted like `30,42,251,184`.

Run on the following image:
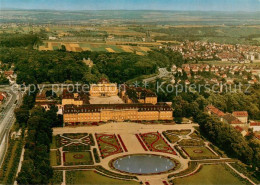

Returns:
172,164,249,185
66,170,139,185
38,41,152,55
182,146,219,160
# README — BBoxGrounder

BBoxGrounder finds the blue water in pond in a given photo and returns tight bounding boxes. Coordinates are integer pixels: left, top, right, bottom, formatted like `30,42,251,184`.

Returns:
113,155,175,174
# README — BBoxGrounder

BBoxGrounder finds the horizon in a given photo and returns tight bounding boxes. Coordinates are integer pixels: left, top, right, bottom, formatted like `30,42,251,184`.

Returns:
1,8,260,13
1,0,260,12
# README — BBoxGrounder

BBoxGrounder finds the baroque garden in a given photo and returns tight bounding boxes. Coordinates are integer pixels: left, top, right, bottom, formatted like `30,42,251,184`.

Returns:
46,79,253,185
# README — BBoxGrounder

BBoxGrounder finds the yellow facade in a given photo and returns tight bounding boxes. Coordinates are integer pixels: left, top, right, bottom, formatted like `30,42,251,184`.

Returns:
63,108,173,123
90,83,118,97
62,98,83,106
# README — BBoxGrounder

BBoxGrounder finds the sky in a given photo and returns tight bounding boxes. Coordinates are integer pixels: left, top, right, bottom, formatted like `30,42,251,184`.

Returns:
1,0,260,11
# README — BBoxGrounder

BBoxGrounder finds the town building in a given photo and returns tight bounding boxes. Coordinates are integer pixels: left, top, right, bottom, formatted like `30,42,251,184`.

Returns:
249,122,260,132
232,111,248,124
205,105,225,118
83,58,94,68
0,92,7,105
62,90,89,106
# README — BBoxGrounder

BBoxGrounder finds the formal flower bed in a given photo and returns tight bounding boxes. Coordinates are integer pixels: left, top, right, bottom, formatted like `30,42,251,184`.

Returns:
95,133,123,158
182,146,220,160
139,132,176,155
63,133,89,139
63,143,91,152
117,134,128,152
58,133,95,147
162,131,180,143
135,134,148,151
164,130,191,136
63,151,94,166
178,139,205,146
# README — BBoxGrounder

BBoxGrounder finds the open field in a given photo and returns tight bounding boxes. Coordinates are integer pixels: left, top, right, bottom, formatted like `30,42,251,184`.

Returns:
38,41,153,55
66,170,139,185
172,164,249,185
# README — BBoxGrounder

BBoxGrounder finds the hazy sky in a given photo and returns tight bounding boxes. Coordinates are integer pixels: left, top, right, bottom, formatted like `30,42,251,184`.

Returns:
1,0,260,11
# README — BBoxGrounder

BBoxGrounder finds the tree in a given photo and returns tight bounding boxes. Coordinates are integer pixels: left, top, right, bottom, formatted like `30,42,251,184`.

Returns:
15,108,29,126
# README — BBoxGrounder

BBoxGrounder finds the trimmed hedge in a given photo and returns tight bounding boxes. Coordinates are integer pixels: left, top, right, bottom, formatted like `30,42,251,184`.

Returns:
93,148,100,163
168,161,199,179
63,145,90,152
95,166,138,180
174,145,188,159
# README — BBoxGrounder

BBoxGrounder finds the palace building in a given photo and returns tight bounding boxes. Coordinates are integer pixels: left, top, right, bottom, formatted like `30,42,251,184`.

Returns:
63,103,173,124
119,85,157,104
89,78,118,97
62,90,89,106
62,78,173,125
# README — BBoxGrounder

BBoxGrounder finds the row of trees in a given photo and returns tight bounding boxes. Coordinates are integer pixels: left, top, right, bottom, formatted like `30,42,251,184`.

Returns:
15,92,57,184
0,33,42,48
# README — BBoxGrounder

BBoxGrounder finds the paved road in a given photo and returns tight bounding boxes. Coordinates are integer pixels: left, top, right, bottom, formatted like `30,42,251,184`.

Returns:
143,68,172,83
0,87,22,167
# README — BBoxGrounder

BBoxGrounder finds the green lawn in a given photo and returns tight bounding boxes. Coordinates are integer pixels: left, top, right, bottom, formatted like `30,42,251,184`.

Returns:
66,170,139,185
182,146,219,160
50,136,58,149
64,151,94,165
173,164,248,185
50,150,60,166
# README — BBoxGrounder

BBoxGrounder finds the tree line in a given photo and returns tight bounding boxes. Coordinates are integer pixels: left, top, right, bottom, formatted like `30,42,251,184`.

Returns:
0,46,186,84
15,91,58,184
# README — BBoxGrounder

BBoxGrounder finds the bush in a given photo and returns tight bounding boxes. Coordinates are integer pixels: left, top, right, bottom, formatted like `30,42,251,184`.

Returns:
93,148,100,163
168,161,198,178
63,145,90,152
174,145,188,159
